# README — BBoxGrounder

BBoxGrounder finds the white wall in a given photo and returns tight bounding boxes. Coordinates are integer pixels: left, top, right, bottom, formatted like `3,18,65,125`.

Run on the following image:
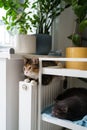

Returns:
52,8,87,88
52,7,76,56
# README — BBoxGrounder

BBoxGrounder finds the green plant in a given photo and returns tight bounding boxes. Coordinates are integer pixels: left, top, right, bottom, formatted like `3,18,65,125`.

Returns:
0,0,33,34
64,0,87,46
31,0,69,34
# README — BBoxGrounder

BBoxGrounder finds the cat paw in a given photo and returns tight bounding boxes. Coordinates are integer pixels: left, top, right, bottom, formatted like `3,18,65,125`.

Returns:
24,78,30,83
30,80,37,86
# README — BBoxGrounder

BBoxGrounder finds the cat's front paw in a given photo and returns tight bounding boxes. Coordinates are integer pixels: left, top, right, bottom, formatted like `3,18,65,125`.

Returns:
30,80,37,86
24,78,30,83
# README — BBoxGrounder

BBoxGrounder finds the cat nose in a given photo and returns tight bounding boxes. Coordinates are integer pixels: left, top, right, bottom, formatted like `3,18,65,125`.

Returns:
25,71,28,74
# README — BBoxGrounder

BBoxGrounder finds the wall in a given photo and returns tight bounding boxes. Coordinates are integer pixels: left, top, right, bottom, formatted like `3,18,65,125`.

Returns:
52,7,76,56
52,7,87,88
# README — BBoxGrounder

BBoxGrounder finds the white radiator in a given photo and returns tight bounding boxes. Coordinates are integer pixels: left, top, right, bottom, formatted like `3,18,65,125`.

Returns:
19,77,64,130
19,81,38,130
41,77,63,130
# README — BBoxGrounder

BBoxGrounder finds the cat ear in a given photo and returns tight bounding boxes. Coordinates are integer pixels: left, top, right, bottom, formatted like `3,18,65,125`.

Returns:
32,57,39,64
23,57,32,64
23,57,28,64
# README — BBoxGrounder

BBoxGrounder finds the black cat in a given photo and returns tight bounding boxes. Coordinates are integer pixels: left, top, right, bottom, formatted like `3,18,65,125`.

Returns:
52,87,87,121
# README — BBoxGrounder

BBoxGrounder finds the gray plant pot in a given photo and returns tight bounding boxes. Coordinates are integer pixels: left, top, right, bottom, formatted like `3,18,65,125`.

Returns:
36,34,52,55
14,34,36,53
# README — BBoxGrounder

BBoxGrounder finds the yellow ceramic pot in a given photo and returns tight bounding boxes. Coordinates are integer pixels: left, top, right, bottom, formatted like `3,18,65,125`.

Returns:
66,47,87,70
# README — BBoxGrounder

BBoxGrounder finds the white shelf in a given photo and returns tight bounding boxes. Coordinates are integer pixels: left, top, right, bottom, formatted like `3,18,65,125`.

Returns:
39,57,87,62
42,113,87,130
38,57,87,130
42,66,87,78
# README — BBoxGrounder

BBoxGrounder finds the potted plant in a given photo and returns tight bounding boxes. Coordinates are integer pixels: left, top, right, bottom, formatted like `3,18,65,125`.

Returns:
0,0,36,53
30,0,69,54
64,0,87,70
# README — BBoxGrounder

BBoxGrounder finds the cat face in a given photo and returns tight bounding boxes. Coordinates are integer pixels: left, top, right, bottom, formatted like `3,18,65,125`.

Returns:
52,101,68,119
52,92,87,121
23,57,39,79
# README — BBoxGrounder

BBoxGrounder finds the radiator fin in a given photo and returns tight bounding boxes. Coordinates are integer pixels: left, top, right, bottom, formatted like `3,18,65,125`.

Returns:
41,77,63,130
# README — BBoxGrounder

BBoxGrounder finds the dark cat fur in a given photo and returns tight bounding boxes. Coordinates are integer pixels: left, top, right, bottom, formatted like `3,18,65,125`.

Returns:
52,87,87,121
23,57,57,85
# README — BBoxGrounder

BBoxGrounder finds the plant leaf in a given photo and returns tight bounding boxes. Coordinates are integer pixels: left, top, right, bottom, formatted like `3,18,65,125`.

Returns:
79,19,87,32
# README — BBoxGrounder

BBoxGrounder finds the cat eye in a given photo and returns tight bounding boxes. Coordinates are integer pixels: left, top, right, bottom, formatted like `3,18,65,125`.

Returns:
23,67,25,71
28,66,31,70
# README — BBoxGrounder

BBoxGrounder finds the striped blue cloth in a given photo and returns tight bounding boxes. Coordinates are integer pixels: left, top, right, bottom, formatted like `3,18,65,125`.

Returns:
74,115,87,127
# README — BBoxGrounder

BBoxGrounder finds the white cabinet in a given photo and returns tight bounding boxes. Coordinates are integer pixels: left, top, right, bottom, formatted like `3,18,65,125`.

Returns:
38,58,87,130
0,54,23,130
